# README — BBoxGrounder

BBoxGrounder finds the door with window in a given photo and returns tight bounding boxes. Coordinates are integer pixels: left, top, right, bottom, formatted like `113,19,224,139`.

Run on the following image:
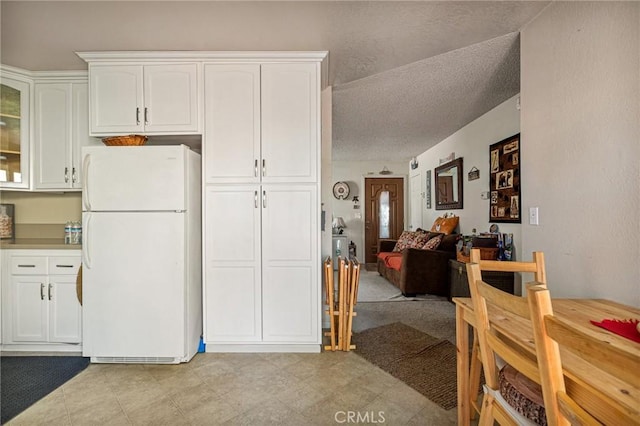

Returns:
364,178,404,265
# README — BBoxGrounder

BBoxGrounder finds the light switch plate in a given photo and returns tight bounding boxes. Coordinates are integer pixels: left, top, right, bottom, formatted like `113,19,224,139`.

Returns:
481,191,490,200
529,207,539,225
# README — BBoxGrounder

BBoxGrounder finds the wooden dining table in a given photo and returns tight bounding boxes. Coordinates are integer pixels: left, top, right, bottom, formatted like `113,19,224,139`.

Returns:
453,296,640,426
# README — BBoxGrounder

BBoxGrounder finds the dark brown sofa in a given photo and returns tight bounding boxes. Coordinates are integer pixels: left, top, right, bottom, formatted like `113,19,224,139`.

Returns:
377,233,459,297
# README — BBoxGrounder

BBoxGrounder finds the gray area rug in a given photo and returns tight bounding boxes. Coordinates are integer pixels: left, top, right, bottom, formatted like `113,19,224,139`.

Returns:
353,322,458,410
356,270,447,302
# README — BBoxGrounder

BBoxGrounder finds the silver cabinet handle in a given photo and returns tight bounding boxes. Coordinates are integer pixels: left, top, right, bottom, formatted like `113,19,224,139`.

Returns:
40,283,45,300
64,167,69,183
72,167,77,184
56,264,74,268
254,191,258,208
18,264,36,268
262,159,266,177
254,159,258,177
262,190,266,208
136,107,140,125
48,284,53,300
144,107,148,125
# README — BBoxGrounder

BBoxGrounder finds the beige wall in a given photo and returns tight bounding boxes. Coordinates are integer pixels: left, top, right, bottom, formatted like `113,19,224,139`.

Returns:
415,95,521,239
521,2,640,306
0,192,81,225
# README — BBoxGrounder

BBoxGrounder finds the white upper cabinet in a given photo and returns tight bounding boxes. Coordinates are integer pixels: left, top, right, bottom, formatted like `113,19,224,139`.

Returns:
261,63,318,183
0,71,31,190
89,64,199,135
204,62,318,184
204,64,261,183
34,81,101,191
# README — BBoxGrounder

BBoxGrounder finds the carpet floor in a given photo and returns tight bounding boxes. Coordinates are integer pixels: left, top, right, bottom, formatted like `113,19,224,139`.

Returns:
1,356,90,424
356,270,448,303
353,322,459,410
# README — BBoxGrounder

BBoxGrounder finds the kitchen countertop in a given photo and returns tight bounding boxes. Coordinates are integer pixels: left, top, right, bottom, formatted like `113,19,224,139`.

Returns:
1,238,81,250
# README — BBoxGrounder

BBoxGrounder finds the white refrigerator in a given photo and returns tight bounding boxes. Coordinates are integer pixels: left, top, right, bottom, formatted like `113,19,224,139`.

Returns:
81,145,201,364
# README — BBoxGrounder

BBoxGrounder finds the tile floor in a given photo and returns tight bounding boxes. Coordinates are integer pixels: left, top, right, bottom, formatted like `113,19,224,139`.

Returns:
6,350,457,425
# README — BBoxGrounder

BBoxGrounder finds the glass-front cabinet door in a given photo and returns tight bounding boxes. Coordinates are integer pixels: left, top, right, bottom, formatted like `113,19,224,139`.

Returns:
0,76,31,189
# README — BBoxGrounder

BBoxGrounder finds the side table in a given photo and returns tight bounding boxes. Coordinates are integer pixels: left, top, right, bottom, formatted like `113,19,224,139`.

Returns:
449,259,514,299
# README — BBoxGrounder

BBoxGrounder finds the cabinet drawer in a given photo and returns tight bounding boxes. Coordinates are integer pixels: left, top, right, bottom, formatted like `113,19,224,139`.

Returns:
11,257,48,275
48,257,81,275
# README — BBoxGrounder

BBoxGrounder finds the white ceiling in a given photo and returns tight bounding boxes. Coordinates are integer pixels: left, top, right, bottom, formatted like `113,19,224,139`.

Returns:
0,1,550,161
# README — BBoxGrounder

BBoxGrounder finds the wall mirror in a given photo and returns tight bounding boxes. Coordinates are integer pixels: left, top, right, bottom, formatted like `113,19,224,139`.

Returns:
434,157,463,210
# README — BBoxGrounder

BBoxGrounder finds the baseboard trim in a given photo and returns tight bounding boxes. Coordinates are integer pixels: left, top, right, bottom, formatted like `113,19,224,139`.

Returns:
205,343,321,353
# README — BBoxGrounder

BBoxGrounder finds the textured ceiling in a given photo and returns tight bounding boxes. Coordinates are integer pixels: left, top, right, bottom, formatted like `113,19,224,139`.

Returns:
0,1,550,161
333,32,521,161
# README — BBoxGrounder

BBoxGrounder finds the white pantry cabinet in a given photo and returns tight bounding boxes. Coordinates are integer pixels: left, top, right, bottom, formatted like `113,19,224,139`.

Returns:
34,81,101,190
204,63,318,183
204,184,318,344
1,250,82,351
202,53,325,353
88,64,199,135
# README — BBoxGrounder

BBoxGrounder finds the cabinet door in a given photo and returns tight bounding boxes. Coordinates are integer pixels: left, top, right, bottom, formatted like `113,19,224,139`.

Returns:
261,185,319,342
204,64,261,183
11,275,48,342
71,83,101,189
90,65,144,134
261,63,318,183
204,185,262,342
143,64,199,133
48,275,82,343
34,83,72,189
0,76,31,189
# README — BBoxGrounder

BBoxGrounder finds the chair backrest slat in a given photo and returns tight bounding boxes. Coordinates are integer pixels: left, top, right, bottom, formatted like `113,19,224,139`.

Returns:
470,248,546,285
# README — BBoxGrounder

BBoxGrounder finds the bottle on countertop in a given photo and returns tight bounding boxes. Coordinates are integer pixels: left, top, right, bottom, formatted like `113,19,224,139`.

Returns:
71,221,82,245
64,221,73,245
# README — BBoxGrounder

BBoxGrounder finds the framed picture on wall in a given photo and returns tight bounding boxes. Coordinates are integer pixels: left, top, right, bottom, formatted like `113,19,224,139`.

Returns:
425,170,432,209
489,134,521,223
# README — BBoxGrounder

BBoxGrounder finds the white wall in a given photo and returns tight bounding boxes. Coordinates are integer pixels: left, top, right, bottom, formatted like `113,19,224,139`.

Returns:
321,87,333,261
521,2,640,306
331,160,407,262
414,95,521,246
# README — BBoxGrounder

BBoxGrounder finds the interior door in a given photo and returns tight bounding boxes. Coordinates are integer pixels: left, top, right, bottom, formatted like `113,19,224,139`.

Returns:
409,172,423,231
364,178,404,264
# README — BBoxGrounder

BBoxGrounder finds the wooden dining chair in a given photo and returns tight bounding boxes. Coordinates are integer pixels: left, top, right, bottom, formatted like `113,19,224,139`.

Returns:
467,249,547,418
467,262,550,425
528,284,640,426
344,258,361,351
323,256,338,351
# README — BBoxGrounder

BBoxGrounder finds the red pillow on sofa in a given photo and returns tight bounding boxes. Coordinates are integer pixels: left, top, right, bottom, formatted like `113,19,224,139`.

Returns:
386,255,403,271
377,252,402,263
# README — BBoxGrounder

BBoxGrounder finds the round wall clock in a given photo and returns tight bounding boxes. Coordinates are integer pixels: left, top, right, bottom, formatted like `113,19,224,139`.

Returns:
333,182,350,200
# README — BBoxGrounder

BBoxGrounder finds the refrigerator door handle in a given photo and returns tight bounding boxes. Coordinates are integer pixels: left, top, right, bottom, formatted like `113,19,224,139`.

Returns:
82,154,92,211
83,213,92,269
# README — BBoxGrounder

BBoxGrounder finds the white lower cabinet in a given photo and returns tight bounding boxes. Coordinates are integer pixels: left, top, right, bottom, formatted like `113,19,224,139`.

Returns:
2,250,82,351
204,184,319,349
